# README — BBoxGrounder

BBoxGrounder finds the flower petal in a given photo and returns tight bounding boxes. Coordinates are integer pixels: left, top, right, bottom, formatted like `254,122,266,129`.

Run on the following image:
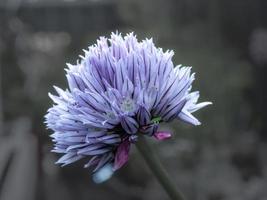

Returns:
120,116,139,134
113,140,131,170
154,131,172,140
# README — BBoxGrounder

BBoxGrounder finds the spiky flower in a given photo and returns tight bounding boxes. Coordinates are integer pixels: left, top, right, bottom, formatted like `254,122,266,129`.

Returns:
45,32,211,178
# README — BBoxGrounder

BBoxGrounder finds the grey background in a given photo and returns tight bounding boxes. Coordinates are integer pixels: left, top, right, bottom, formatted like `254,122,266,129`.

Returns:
0,0,267,200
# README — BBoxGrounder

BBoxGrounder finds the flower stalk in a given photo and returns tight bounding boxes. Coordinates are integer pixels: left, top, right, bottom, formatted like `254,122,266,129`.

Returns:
136,135,186,200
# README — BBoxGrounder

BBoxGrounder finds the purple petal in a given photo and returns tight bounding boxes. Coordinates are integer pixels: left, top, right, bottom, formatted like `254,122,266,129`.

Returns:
56,152,84,166
161,99,187,122
120,116,139,134
77,144,107,155
93,153,114,172
113,140,131,170
140,124,159,136
80,147,112,156
178,110,201,125
84,156,100,168
137,105,151,126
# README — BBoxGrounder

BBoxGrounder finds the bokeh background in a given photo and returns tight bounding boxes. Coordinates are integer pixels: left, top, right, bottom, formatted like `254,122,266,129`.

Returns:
0,0,267,200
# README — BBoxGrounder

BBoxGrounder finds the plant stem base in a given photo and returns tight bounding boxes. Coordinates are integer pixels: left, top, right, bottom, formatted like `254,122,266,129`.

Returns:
136,136,186,200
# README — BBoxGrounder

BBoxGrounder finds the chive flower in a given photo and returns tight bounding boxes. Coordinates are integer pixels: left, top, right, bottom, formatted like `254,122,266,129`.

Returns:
45,32,211,179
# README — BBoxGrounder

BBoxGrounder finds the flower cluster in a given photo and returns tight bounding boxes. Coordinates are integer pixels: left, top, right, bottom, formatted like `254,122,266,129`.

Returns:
45,32,211,176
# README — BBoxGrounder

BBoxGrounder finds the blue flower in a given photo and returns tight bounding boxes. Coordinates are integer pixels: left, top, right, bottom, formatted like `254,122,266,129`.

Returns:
45,32,211,176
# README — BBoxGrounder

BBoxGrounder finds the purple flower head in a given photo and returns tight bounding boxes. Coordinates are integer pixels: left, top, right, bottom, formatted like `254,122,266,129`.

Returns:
45,32,211,179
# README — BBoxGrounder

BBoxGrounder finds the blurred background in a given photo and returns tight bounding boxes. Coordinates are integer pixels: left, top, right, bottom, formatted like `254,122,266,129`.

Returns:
0,0,267,200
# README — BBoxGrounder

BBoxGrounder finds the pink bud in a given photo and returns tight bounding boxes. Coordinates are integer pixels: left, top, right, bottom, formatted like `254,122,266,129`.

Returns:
154,132,172,140
113,140,131,170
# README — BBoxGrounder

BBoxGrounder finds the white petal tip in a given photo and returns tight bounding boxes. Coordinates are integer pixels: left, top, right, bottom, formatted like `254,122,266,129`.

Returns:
92,164,114,184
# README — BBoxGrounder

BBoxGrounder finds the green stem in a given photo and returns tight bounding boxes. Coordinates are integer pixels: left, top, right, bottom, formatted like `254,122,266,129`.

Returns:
136,135,186,200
